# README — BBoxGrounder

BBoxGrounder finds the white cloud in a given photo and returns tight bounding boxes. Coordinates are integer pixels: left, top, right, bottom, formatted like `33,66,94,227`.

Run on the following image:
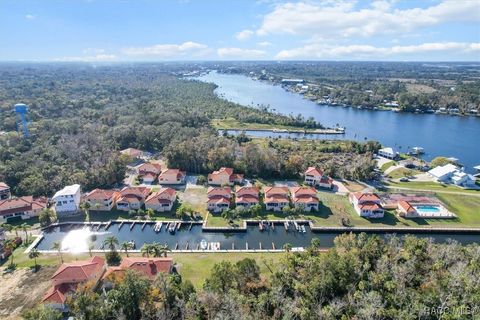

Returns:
257,0,480,39
122,41,208,58
275,42,480,59
25,14,35,20
217,47,266,59
82,48,106,55
257,41,272,47
235,29,254,41
54,54,117,62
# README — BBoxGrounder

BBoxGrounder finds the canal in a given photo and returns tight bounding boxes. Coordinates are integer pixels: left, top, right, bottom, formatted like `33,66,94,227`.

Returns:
35,222,480,252
195,71,480,173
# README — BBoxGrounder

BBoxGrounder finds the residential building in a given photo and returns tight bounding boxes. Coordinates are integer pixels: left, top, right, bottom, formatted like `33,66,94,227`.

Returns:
52,184,81,215
0,196,48,223
264,187,290,212
84,189,120,211
396,201,416,216
120,148,144,159
116,187,151,211
349,192,384,218
103,257,173,285
378,147,398,159
235,186,260,208
158,169,186,185
428,164,476,187
144,187,176,212
43,256,106,310
0,182,11,200
207,187,232,213
304,167,333,189
290,187,320,211
138,163,162,184
208,167,244,186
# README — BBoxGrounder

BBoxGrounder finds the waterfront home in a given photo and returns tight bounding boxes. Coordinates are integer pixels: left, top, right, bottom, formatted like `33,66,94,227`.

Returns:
264,187,290,212
428,164,476,187
304,167,333,189
144,187,176,212
0,182,11,200
43,256,106,311
349,192,384,218
290,187,319,211
396,201,416,216
235,186,260,208
378,147,398,160
158,168,186,185
207,187,232,212
0,196,48,223
84,189,120,211
103,257,173,286
208,167,244,186
116,187,151,211
138,163,162,184
52,184,81,216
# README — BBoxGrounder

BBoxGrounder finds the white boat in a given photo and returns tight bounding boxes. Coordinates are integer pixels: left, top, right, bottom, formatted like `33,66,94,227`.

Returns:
200,239,207,250
154,222,163,233
168,222,176,233
412,147,425,155
293,221,299,231
128,240,136,249
301,225,306,233
210,242,220,251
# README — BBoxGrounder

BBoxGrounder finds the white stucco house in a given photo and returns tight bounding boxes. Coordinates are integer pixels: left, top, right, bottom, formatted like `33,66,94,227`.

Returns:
428,164,476,187
378,147,398,160
52,184,81,215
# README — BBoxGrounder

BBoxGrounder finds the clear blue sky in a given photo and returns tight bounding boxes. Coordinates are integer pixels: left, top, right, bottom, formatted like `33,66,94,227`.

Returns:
1,0,479,61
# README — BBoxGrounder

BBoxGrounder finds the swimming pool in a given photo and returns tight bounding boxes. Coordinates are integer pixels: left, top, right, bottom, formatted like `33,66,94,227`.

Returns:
414,205,440,213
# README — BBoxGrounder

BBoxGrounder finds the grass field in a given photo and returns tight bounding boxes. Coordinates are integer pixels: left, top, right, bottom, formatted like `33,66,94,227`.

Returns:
212,118,310,131
386,181,480,195
380,161,396,172
342,181,366,192
387,167,421,179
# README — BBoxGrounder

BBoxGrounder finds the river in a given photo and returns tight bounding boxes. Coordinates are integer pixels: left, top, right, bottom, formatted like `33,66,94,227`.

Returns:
195,71,480,173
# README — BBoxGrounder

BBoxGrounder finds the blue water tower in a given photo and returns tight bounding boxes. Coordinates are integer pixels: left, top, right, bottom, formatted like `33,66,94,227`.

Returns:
14,103,30,138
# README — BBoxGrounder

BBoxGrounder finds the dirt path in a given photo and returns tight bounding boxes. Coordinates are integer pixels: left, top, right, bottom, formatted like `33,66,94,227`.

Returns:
0,266,56,320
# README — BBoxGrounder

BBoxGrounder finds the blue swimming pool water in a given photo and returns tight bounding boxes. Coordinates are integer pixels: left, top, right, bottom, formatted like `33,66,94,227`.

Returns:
414,205,440,213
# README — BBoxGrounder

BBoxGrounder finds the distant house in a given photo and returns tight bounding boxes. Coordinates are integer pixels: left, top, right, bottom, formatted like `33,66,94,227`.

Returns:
120,148,144,159
428,164,476,187
103,257,173,288
52,184,81,215
290,187,319,211
207,187,232,213
304,167,333,189
235,186,260,208
43,256,106,311
264,187,290,212
84,189,120,211
144,187,176,212
396,201,416,216
208,167,244,186
0,182,11,200
158,169,186,185
349,192,384,218
116,187,151,211
0,196,48,223
378,147,398,160
138,163,162,184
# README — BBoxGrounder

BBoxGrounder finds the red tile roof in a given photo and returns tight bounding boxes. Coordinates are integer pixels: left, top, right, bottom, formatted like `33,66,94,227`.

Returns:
351,192,380,202
145,188,176,205
0,196,46,216
120,148,143,158
159,169,186,179
305,167,323,177
207,187,232,198
236,194,260,204
358,202,383,211
138,163,162,175
103,257,173,280
207,196,231,205
264,186,289,197
120,187,151,200
51,256,105,283
42,283,73,304
0,182,9,191
85,189,118,201
290,187,317,197
398,201,416,213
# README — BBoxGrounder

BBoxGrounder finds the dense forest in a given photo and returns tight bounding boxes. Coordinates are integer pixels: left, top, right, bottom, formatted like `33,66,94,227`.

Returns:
24,234,480,320
0,63,378,197
218,61,480,113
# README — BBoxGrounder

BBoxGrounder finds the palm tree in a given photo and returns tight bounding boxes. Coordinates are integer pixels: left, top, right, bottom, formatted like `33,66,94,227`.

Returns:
21,223,30,243
103,236,119,252
120,241,133,257
141,244,154,258
80,202,91,222
151,243,170,257
146,208,155,220
159,244,171,257
283,243,292,253
5,240,16,269
28,248,41,271
52,241,63,263
310,238,321,250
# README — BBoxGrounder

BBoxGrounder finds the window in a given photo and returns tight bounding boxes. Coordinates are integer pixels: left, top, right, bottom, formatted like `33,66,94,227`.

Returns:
63,201,67,204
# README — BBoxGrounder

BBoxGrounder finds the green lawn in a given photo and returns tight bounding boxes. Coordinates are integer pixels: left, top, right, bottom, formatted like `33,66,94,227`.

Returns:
178,186,208,219
342,181,366,192
386,181,480,195
380,161,396,172
212,118,311,131
387,167,421,179
436,193,480,226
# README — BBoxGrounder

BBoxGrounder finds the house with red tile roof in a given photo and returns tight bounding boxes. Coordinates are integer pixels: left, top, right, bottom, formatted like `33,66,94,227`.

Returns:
264,187,290,212
0,182,10,200
290,187,320,211
43,256,106,310
304,167,333,189
207,187,232,213
235,186,260,208
349,192,384,218
208,167,244,186
158,169,186,185
116,187,151,211
103,257,173,285
138,163,162,184
84,189,120,211
396,201,416,216
145,187,176,212
0,196,48,223
120,148,144,159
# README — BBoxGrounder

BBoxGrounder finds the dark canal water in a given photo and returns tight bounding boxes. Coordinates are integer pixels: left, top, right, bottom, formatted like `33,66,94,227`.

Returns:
35,222,480,252
195,72,480,173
